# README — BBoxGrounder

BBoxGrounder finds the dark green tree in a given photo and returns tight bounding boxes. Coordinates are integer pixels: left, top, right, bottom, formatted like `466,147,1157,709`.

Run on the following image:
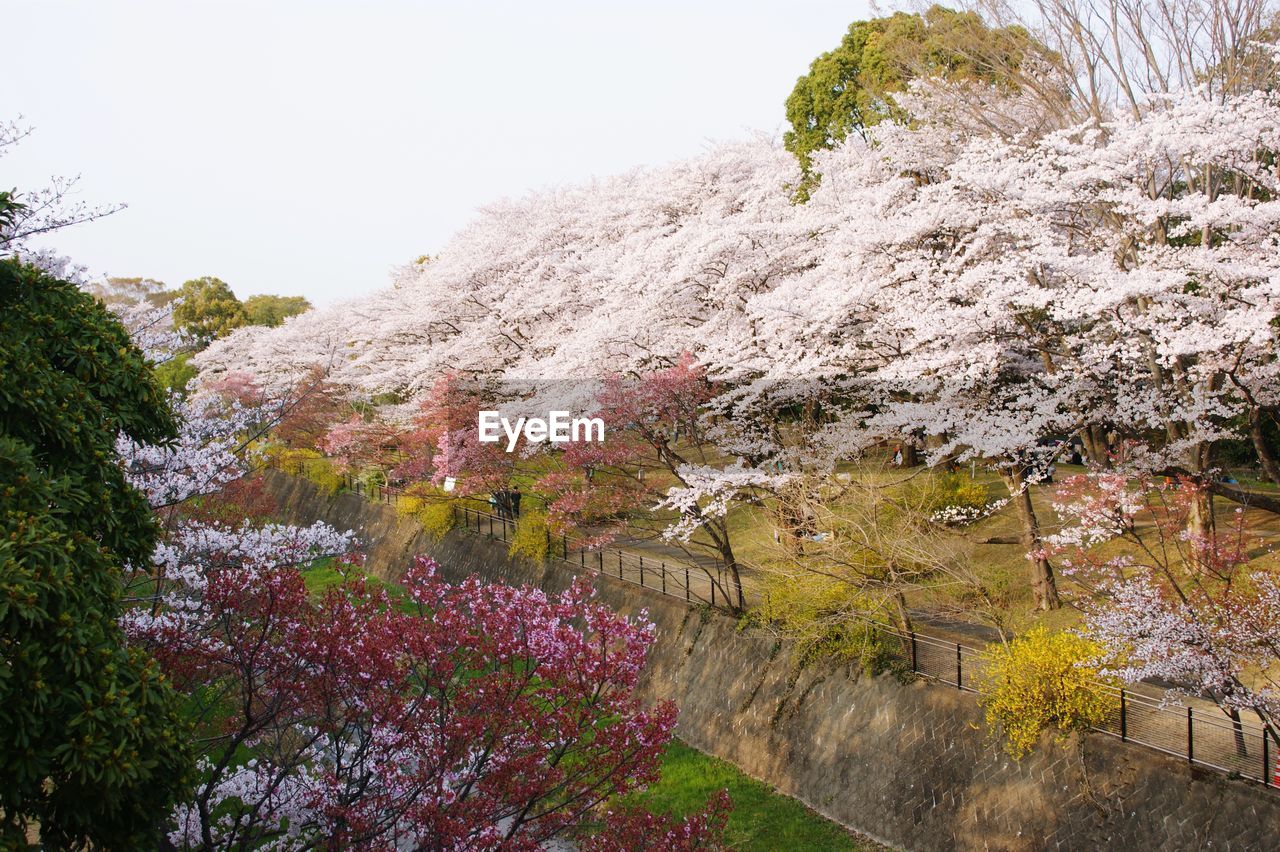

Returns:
243,292,312,327
784,5,1034,196
0,259,192,847
171,275,246,344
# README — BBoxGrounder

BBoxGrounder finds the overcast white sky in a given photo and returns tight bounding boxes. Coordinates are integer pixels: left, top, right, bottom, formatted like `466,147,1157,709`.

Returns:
3,0,877,306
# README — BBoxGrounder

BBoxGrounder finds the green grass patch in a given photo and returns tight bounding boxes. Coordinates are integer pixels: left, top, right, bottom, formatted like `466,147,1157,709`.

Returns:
301,556,346,595
626,739,873,851
301,557,412,609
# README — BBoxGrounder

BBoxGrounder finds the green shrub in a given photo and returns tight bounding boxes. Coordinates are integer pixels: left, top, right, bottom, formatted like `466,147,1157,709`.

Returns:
0,260,193,846
976,627,1118,757
353,467,387,490
153,351,199,395
509,511,550,563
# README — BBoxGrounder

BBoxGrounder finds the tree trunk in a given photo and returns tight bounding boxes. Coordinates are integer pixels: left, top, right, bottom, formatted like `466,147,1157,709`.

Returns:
1082,425,1110,469
1251,407,1280,484
900,441,919,468
724,559,745,612
711,531,746,612
1186,482,1217,572
1227,706,1248,759
1003,466,1061,611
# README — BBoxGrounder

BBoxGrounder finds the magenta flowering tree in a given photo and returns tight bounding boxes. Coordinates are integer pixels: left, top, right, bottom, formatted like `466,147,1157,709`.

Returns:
391,373,514,492
126,547,711,849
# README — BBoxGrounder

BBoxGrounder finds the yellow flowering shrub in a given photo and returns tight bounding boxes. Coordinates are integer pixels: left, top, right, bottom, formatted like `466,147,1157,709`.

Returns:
913,470,989,517
508,511,550,564
395,494,426,518
754,572,903,674
301,457,342,496
277,447,322,475
976,627,1118,758
417,501,456,542
395,493,457,542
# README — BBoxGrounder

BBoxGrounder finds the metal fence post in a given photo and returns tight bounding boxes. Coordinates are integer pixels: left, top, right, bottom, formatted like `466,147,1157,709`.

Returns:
955,643,962,689
1187,706,1194,763
598,550,603,573
639,556,645,587
661,562,666,595
580,548,585,568
1120,689,1127,742
618,551,623,579
1265,732,1271,788
685,566,690,601
562,533,568,561
910,631,918,672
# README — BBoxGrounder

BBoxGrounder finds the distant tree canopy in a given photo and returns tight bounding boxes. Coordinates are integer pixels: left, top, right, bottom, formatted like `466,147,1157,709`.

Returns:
153,350,199,394
171,276,246,343
168,277,312,347
784,5,1036,193
243,293,311,327
88,276,176,308
0,259,192,847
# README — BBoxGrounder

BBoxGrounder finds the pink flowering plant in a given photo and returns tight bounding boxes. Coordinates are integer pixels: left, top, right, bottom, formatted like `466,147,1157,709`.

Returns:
1046,473,1280,737
113,338,725,847
128,547,703,849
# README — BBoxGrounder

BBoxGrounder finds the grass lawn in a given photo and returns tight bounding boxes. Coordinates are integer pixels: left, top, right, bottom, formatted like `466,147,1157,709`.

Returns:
301,556,346,594
626,739,879,851
301,556,414,610
702,460,1280,635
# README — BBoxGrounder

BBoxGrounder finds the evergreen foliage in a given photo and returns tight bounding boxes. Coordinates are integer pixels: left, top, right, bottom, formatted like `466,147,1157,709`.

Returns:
0,259,192,847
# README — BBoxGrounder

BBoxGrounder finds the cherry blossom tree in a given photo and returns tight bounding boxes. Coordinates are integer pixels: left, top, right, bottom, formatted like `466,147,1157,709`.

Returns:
392,373,515,491
318,412,403,474
0,118,125,258
1045,472,1280,750
757,77,1280,606
186,15,1280,616
193,139,814,397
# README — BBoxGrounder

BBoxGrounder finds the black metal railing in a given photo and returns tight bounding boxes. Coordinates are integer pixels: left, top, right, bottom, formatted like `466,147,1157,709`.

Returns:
454,505,735,609
830,609,1279,788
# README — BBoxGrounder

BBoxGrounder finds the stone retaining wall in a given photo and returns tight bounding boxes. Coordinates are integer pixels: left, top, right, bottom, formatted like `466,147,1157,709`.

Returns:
266,471,1280,851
